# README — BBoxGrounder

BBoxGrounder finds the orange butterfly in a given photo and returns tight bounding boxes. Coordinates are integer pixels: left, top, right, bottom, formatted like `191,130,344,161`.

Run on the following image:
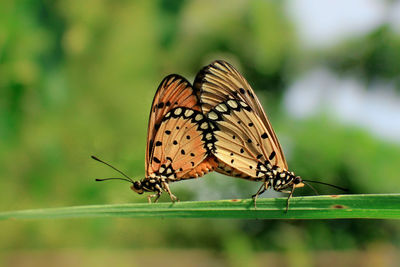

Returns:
94,75,218,202
193,60,306,208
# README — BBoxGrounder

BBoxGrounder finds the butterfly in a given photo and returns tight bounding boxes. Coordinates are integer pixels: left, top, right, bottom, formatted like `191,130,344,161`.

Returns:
193,60,306,209
94,74,218,203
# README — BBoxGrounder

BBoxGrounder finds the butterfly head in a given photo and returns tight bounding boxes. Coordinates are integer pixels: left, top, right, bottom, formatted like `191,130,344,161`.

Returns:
130,180,144,194
292,175,304,189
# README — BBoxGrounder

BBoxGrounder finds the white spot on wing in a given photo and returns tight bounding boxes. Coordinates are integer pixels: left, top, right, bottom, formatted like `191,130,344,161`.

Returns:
184,109,194,117
200,122,209,129
215,103,228,113
195,114,204,121
174,108,182,115
227,99,238,109
208,111,219,120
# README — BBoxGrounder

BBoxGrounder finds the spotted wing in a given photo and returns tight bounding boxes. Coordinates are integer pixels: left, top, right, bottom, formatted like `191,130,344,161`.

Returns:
146,75,202,177
148,107,217,180
194,60,287,170
206,98,286,180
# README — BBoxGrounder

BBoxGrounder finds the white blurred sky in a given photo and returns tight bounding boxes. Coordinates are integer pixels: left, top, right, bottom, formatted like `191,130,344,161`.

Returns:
284,68,400,143
286,0,400,48
284,0,400,143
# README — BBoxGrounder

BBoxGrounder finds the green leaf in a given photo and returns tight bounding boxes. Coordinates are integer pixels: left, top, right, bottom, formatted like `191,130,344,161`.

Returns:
1,194,399,220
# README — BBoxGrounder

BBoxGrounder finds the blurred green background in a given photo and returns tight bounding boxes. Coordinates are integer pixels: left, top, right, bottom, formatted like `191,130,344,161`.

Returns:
1,0,400,266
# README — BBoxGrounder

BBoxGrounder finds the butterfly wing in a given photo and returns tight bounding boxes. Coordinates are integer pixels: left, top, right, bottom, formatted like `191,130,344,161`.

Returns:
146,75,216,179
194,60,288,170
206,99,286,180
148,107,217,180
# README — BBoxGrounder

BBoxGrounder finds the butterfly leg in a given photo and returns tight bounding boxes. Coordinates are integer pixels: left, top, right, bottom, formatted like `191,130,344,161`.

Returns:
162,181,179,203
147,191,162,203
282,186,296,213
252,182,268,209
146,184,163,203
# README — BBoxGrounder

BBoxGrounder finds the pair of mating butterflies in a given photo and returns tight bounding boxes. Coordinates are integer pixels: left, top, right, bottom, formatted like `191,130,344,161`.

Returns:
94,60,338,207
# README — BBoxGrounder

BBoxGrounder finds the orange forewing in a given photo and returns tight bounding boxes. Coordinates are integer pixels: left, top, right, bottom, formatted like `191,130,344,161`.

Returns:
146,75,217,180
146,75,201,177
148,107,217,180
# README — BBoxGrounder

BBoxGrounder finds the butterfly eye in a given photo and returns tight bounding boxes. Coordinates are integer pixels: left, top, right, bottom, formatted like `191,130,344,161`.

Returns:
131,181,144,194
294,177,302,185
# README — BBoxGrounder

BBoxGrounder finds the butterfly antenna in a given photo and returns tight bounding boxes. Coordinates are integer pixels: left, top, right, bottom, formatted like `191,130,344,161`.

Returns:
91,155,134,183
302,180,348,192
95,177,133,183
302,181,319,196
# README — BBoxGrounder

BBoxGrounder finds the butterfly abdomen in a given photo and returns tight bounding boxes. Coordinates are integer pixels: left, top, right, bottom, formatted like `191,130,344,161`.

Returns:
181,155,218,179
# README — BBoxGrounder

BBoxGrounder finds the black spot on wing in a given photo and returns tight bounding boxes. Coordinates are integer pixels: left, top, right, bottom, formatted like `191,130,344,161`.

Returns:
164,107,216,153
269,151,276,160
